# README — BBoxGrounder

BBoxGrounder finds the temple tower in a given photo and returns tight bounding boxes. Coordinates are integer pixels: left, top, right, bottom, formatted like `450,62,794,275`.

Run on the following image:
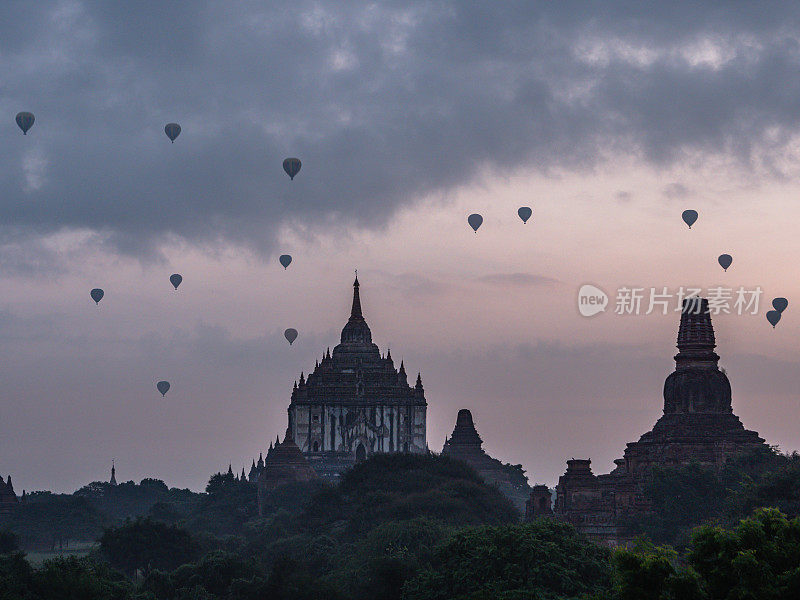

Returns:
442,409,531,512
0,475,18,514
257,428,319,515
554,298,768,544
286,277,427,480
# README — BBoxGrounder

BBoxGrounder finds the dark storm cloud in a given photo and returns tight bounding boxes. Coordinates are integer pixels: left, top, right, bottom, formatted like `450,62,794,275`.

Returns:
2,1,800,254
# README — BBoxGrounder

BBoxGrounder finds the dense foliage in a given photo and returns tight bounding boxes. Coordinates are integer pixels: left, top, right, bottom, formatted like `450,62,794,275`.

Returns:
614,508,800,599
403,518,612,600
624,447,800,547
0,479,203,550
99,517,201,576
0,530,18,554
0,553,133,600
2,450,800,599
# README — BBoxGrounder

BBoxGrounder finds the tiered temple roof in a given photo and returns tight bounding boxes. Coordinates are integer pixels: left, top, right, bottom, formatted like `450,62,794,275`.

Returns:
290,278,425,410
442,409,531,512
259,429,318,485
552,298,768,544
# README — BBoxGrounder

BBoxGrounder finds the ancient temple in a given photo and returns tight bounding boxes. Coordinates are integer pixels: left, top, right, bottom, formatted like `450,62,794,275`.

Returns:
285,276,427,480
550,298,767,544
256,428,319,515
442,409,531,512
0,475,18,514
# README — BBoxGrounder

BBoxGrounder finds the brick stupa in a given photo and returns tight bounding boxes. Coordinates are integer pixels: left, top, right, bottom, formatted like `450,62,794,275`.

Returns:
550,298,767,544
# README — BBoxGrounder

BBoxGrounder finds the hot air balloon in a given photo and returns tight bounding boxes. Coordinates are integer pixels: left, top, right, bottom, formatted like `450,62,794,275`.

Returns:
766,310,781,328
283,158,301,180
156,380,171,396
467,213,483,232
682,210,698,228
718,254,732,271
279,255,292,269
170,274,182,290
164,123,181,143
284,328,298,345
90,288,104,305
772,298,788,313
518,207,532,224
15,112,34,135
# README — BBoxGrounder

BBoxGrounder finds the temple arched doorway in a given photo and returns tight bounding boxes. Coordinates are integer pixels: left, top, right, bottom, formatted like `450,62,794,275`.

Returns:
355,443,366,462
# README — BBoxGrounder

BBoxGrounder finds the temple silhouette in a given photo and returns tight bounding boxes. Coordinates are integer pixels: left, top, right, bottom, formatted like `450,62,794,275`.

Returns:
539,297,767,544
0,476,18,515
255,275,427,505
248,285,770,533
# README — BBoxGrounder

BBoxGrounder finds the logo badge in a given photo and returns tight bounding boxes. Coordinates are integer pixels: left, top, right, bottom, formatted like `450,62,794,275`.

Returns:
578,284,608,317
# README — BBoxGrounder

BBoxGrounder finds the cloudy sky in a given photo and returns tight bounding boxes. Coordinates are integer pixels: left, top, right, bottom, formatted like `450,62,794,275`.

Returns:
2,1,800,493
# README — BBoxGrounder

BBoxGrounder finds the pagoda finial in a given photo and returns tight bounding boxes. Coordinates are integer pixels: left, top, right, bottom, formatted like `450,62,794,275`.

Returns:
675,298,719,369
386,348,392,361
227,464,233,476
351,273,362,318
399,360,406,374
416,372,423,390
110,461,117,485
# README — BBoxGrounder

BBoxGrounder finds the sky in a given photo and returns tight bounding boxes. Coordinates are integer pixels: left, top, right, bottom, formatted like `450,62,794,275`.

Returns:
2,1,800,493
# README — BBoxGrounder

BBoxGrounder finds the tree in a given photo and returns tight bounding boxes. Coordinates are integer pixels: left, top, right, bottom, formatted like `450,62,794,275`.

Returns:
2,493,103,550
612,539,705,600
688,508,800,599
0,552,34,600
402,519,611,600
0,530,18,554
99,517,200,576
31,556,132,600
186,474,259,537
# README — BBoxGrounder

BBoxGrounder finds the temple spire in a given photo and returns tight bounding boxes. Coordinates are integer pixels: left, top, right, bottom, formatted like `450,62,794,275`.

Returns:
110,461,117,486
340,275,373,344
351,275,363,319
445,409,483,447
675,298,719,369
